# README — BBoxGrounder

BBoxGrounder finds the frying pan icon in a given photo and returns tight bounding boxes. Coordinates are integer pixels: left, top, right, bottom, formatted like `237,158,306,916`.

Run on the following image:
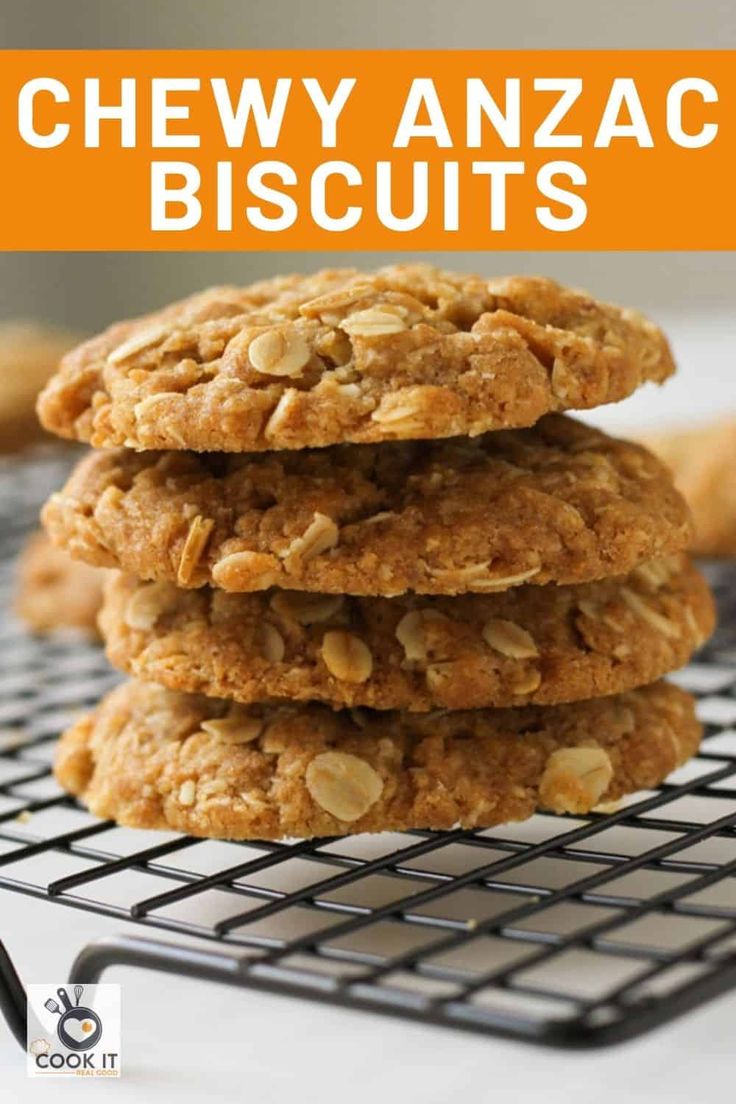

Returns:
44,985,102,1051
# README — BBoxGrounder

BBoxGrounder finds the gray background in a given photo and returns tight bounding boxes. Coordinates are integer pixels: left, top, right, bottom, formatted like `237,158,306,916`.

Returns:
1,0,735,329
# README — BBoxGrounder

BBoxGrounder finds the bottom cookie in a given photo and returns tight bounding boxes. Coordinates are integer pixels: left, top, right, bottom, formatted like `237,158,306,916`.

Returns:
54,680,699,841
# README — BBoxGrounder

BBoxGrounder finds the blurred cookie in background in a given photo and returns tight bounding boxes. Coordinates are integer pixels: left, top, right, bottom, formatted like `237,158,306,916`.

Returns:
15,530,108,638
641,419,736,557
0,321,81,452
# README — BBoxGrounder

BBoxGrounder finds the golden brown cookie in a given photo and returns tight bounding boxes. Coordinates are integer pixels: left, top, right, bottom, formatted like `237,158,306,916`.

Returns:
55,679,700,841
15,531,108,638
42,416,692,598
0,321,79,452
37,266,674,453
100,556,713,712
640,419,736,556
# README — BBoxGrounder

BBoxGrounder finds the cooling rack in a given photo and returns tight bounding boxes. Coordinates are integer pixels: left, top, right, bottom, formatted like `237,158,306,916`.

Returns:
1,449,736,1050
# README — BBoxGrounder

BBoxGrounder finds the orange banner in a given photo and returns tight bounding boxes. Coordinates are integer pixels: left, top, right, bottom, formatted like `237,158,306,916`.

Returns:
0,50,733,250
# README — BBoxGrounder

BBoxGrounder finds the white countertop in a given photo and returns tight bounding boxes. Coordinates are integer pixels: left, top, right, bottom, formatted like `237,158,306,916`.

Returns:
2,891,735,1102
2,309,735,1099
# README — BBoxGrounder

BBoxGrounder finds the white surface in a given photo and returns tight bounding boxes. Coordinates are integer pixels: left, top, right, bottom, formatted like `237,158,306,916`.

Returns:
2,310,735,1097
589,308,736,434
1,892,735,1101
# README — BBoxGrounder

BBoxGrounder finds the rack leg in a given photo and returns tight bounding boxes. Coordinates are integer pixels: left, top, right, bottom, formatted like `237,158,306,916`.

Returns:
71,934,246,987
0,933,247,1052
0,939,27,1049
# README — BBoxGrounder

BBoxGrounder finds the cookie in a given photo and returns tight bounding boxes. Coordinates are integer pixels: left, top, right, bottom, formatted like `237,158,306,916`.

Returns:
0,321,79,452
100,556,713,712
37,266,674,453
15,531,108,638
640,419,736,556
55,679,700,840
42,415,692,598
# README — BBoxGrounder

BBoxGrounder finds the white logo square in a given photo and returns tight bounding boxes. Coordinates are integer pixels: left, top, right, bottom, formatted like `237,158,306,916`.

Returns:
26,984,121,1078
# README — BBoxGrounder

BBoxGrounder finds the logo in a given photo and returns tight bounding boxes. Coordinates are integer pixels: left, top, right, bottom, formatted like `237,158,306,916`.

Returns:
26,984,121,1078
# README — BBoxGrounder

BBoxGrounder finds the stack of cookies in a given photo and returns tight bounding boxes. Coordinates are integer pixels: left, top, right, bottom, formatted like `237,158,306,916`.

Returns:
36,266,714,841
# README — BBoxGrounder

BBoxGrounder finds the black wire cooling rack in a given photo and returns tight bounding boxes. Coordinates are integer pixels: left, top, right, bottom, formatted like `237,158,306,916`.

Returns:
1,450,736,1050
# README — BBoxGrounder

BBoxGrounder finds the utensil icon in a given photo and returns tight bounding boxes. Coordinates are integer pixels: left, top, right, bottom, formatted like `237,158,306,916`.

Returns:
42,987,103,1051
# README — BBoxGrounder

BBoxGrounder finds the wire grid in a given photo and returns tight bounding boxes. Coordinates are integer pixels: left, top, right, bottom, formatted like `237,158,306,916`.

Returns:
1,452,736,1047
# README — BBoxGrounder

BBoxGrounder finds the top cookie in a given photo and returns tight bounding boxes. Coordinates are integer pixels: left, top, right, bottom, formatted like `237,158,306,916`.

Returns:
37,266,674,453
42,415,692,597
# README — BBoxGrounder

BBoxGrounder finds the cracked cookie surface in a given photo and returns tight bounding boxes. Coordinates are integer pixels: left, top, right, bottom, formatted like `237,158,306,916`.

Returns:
55,679,700,840
100,556,713,711
37,266,674,453
42,415,692,598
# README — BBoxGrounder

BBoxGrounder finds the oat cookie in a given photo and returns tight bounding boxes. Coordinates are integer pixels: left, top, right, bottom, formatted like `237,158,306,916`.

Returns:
55,679,700,840
641,419,736,556
42,416,692,598
37,266,674,453
15,531,108,638
101,556,713,712
0,321,79,452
